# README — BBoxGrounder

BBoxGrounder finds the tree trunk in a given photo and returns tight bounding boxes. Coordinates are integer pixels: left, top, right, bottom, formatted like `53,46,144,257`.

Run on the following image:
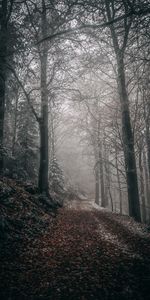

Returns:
39,119,49,194
97,117,106,207
144,103,150,177
38,0,49,194
105,0,141,221
103,142,109,207
50,103,55,161
143,149,150,221
0,0,7,173
139,149,146,223
106,158,113,211
99,145,106,207
115,144,123,214
117,55,141,221
12,93,19,156
95,165,100,205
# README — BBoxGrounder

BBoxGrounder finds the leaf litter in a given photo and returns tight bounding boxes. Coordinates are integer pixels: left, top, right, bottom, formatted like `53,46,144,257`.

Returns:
0,179,150,299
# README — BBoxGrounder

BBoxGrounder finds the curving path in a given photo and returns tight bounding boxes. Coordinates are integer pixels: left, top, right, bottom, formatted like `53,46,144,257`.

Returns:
1,199,150,300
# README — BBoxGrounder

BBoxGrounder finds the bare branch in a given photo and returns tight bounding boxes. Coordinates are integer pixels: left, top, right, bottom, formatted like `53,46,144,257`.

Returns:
7,64,40,123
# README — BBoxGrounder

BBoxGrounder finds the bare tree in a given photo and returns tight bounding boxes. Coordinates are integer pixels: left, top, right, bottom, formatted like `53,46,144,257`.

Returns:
38,0,49,194
0,0,8,173
103,0,141,221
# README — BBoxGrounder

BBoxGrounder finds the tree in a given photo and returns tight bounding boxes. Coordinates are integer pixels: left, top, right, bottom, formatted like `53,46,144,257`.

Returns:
16,0,82,195
103,0,141,221
16,98,39,180
38,0,49,194
49,155,65,196
0,0,8,173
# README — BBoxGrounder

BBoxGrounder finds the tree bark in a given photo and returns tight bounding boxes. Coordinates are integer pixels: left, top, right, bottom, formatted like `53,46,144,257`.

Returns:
97,116,106,207
109,184,113,212
105,155,113,211
99,144,106,207
38,0,49,194
105,0,141,222
139,149,146,222
117,54,141,221
103,140,109,207
39,118,49,194
143,149,150,221
145,124,150,177
115,143,123,214
95,165,100,205
12,92,19,156
143,96,150,178
0,0,7,173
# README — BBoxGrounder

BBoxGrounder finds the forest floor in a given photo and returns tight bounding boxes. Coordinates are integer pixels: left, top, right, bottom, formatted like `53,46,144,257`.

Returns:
0,179,150,300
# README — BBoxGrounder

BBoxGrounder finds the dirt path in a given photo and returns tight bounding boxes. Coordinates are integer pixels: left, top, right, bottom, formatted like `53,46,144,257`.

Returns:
66,198,94,210
1,201,150,300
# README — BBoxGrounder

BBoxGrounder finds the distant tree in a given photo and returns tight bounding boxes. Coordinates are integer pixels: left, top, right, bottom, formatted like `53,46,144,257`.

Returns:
0,0,8,173
49,155,65,197
16,0,81,194
15,99,39,180
96,0,141,221
0,0,26,175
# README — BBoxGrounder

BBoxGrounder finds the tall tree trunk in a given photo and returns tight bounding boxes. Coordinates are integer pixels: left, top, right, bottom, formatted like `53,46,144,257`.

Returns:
12,93,19,156
143,149,150,221
0,0,7,174
139,149,146,222
106,158,113,211
95,164,100,205
38,0,49,194
50,103,55,161
117,55,141,221
115,144,123,214
144,98,150,177
145,124,150,177
103,139,109,207
105,0,141,222
99,144,106,207
39,117,48,194
97,117,106,207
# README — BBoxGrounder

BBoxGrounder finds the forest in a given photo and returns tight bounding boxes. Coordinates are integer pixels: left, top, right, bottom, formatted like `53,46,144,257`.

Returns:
0,0,150,299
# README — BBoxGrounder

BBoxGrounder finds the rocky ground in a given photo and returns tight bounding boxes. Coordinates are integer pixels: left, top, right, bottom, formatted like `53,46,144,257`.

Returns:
0,179,150,299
